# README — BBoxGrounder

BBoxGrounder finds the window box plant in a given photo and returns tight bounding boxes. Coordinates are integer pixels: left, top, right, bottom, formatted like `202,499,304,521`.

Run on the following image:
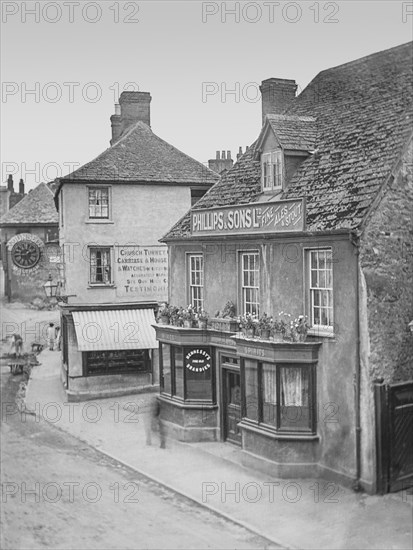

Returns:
182,305,196,328
270,312,290,342
239,312,258,338
258,313,272,340
196,308,209,329
290,315,310,342
157,303,172,325
210,301,239,332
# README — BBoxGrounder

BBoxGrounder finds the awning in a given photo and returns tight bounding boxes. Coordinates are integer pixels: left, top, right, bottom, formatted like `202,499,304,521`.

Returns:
72,308,157,352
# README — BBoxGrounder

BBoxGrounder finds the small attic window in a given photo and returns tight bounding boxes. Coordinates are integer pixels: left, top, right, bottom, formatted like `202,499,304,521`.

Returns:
261,151,284,192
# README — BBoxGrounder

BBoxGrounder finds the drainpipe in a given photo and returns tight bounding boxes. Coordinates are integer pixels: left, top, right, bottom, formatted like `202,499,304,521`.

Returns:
350,232,362,491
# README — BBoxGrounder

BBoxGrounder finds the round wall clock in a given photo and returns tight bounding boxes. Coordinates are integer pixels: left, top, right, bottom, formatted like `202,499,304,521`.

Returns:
11,240,41,269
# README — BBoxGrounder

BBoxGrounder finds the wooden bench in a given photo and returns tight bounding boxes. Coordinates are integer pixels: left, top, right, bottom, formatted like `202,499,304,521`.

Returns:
8,363,25,375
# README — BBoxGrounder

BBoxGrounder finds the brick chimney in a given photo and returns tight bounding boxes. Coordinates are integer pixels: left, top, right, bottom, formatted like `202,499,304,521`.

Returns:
110,92,152,145
7,174,14,192
259,78,297,125
208,150,234,175
19,178,25,195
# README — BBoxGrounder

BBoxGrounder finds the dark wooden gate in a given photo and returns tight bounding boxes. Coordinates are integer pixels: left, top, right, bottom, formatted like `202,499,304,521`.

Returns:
375,381,413,493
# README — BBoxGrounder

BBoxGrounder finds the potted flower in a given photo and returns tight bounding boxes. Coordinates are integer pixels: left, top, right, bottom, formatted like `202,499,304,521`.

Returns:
196,308,209,329
271,312,290,341
291,315,310,342
157,303,172,325
239,312,258,338
211,300,239,332
170,306,182,326
258,313,272,340
182,305,196,328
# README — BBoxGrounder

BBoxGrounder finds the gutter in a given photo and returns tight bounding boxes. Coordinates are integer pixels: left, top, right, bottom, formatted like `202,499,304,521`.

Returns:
350,231,362,491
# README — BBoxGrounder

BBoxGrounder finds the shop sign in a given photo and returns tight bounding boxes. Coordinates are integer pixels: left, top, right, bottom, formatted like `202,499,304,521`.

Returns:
115,244,168,301
185,348,212,373
191,198,305,237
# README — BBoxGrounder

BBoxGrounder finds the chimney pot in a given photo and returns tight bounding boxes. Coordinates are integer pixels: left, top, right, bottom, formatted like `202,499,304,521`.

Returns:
7,174,13,192
114,103,121,116
19,178,25,195
216,151,220,159
222,150,226,160
227,150,231,159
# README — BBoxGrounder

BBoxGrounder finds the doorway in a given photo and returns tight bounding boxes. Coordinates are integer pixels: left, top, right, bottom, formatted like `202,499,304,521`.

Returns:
222,366,242,445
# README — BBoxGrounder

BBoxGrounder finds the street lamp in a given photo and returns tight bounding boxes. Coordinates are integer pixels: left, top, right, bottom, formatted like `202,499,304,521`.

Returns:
43,273,59,299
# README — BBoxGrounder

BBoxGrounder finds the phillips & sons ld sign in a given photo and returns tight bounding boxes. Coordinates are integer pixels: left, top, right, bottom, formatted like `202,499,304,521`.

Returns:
191,198,305,237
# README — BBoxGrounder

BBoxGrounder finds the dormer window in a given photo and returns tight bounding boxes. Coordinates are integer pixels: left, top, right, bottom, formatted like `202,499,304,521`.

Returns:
261,151,284,192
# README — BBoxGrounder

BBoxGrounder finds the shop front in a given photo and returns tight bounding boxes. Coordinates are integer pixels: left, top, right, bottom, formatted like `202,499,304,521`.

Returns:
154,323,323,478
62,303,159,401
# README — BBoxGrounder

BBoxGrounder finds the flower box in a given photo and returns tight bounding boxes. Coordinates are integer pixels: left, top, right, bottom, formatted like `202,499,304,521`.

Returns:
210,318,239,333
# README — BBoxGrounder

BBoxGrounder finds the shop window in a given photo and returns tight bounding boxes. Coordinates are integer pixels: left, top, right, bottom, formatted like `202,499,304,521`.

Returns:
161,343,172,394
188,254,204,310
88,187,109,219
160,343,214,402
261,151,284,192
83,349,150,376
240,252,260,315
89,247,112,285
242,360,315,434
308,249,334,329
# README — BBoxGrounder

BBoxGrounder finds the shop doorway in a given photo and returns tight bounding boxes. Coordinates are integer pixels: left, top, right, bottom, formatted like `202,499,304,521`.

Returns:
222,365,242,445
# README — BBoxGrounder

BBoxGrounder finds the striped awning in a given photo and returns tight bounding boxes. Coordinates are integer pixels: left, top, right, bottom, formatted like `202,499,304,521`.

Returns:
72,308,157,352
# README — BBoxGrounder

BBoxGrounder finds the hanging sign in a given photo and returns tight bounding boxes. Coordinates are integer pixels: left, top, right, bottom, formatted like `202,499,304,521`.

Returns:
191,198,305,237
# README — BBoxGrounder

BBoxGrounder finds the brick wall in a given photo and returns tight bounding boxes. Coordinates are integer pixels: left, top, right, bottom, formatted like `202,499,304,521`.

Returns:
359,137,413,382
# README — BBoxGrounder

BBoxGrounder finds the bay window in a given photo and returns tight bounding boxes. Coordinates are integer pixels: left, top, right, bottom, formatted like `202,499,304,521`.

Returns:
160,344,214,402
242,360,315,434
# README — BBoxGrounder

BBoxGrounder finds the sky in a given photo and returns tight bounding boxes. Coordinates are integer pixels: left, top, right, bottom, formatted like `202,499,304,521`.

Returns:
1,0,412,190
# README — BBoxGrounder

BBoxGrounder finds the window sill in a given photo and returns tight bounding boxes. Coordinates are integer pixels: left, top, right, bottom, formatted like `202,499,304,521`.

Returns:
307,328,335,339
159,394,217,409
239,420,319,441
85,220,114,224
87,284,116,289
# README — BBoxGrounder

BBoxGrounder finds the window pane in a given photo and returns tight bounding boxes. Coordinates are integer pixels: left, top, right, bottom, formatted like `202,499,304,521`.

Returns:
279,367,311,431
161,344,171,395
186,366,212,400
244,359,258,421
262,363,277,426
174,347,184,398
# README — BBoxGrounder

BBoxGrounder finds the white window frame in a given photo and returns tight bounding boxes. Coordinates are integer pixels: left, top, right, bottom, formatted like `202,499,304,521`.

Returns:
261,150,284,192
87,186,111,220
239,251,260,316
307,248,334,332
89,247,113,286
187,253,204,310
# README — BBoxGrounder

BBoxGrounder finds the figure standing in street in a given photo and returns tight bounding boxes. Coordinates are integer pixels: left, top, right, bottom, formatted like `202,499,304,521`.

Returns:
142,393,166,448
55,325,61,351
9,334,23,357
47,323,56,351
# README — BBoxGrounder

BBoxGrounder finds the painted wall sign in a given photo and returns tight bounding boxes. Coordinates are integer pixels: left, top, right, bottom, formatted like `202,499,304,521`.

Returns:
115,245,168,301
191,198,305,237
185,348,212,373
7,233,44,275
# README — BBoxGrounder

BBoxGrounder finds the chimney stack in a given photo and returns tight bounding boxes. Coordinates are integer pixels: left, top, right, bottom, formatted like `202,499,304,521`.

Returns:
7,174,13,192
237,146,243,160
208,149,234,175
110,91,152,145
19,178,25,195
259,78,297,125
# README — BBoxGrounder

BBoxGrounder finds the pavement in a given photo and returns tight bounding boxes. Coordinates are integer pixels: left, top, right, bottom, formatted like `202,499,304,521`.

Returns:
23,349,413,550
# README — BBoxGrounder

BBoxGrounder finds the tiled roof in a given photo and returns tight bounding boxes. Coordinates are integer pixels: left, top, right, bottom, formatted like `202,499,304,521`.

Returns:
163,42,413,240
265,115,317,151
0,183,58,226
60,121,219,186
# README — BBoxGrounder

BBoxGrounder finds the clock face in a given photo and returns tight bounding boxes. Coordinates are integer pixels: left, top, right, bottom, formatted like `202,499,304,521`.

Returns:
11,240,41,269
